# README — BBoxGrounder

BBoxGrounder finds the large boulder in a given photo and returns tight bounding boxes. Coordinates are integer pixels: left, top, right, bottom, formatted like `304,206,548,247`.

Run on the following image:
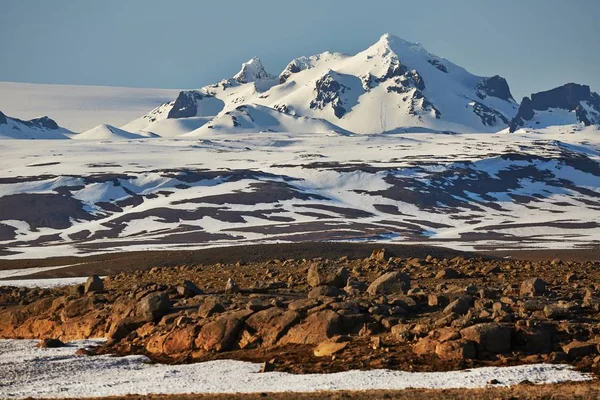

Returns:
195,316,243,352
137,292,170,322
162,326,198,355
279,310,342,345
367,272,411,296
307,263,348,288
460,323,512,354
245,307,300,345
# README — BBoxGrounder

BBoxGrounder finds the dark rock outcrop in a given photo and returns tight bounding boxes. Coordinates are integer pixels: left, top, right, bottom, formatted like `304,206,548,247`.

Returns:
476,75,514,102
168,91,205,119
510,83,600,132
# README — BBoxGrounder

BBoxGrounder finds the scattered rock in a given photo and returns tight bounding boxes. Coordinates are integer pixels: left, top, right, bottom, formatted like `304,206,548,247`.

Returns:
460,323,512,354
37,338,65,348
520,278,546,297
308,285,341,298
137,292,170,322
245,308,299,345
563,341,597,358
307,263,348,288
195,316,243,352
370,249,389,261
225,278,240,294
435,268,460,279
84,275,104,294
198,298,225,318
313,340,348,357
280,310,342,345
435,339,476,361
443,297,472,315
367,272,411,296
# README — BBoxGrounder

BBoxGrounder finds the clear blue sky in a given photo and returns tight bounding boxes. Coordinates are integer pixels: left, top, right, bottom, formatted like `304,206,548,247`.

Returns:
1,0,598,100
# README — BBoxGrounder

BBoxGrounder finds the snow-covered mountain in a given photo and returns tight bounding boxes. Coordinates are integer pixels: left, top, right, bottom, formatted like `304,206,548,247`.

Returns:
2,34,599,138
125,34,520,136
0,110,71,139
510,83,600,133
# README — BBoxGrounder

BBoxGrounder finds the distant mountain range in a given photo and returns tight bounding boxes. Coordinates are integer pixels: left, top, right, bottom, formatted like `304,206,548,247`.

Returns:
1,33,599,139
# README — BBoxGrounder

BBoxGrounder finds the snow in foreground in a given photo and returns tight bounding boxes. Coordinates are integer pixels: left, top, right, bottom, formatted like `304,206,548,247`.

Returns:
0,339,591,399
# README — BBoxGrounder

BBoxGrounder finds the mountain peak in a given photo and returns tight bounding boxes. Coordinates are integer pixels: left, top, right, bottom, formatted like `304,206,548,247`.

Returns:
374,33,424,54
233,57,273,84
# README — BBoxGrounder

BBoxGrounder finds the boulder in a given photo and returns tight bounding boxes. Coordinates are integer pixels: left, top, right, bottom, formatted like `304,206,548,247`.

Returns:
413,337,438,356
520,278,546,297
515,326,552,354
313,340,348,357
443,297,472,315
195,316,243,352
246,299,271,311
280,310,342,345
460,323,512,354
307,263,348,288
370,249,389,261
435,339,476,361
84,275,104,294
245,307,300,345
288,298,320,312
544,304,570,320
308,285,341,299
37,338,65,348
162,326,197,355
137,292,170,322
367,272,411,296
225,278,240,294
435,268,460,279
563,341,597,358
177,280,204,297
198,298,225,318
428,294,449,308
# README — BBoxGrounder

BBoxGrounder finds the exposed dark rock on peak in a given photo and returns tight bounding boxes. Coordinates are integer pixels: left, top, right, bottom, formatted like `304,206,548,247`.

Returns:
168,91,205,119
427,58,448,73
0,111,6,125
476,75,514,102
29,116,59,130
310,72,349,119
510,83,600,132
279,61,302,84
374,58,408,83
471,102,510,127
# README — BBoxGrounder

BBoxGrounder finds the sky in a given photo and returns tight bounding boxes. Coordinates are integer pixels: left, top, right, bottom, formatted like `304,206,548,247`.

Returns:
0,0,598,100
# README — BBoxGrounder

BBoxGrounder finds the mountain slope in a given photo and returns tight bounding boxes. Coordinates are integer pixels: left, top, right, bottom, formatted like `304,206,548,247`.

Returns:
126,34,520,136
0,110,71,139
510,83,600,133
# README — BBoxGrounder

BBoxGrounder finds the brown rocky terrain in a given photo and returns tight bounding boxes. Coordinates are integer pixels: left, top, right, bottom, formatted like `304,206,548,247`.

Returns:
2,247,600,381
